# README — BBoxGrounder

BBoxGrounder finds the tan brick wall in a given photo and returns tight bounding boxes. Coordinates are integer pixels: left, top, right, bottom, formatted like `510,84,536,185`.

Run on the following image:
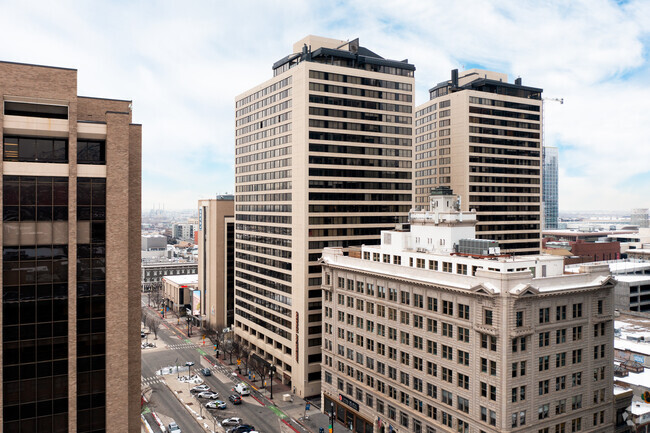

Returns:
77,97,132,123
0,61,141,432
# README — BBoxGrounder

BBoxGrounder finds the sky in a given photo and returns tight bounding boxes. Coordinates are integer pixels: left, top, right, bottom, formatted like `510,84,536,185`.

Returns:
1,0,649,212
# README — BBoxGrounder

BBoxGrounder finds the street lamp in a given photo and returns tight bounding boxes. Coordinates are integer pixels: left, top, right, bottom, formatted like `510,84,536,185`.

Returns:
269,365,276,400
186,315,192,337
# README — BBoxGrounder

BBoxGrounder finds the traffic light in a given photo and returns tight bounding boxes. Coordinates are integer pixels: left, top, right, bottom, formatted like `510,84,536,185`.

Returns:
644,391,650,402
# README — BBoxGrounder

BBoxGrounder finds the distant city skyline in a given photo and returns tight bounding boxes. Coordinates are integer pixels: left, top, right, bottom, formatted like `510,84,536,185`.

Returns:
2,0,648,211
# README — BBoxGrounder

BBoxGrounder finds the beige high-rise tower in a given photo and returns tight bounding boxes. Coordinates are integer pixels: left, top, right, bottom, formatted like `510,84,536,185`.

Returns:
0,61,141,432
234,36,415,396
197,195,235,331
414,69,543,255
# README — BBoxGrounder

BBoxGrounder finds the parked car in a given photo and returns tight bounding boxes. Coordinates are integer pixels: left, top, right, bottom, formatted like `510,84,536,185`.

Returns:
227,425,254,433
190,384,210,393
185,361,195,366
206,400,227,410
221,417,243,427
200,367,211,376
168,422,181,432
197,391,219,399
141,331,146,338
234,383,250,396
229,394,242,405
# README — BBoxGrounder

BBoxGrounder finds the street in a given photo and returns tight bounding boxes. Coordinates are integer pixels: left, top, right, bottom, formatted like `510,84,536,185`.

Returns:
140,295,310,433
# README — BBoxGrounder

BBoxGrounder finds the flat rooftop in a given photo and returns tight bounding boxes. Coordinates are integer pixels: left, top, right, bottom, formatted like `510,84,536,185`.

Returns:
162,274,198,285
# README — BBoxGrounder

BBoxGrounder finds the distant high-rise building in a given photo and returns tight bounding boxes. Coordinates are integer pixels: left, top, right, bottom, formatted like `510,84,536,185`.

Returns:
197,195,235,331
631,208,649,229
0,61,141,432
234,36,415,396
414,69,543,255
543,146,559,229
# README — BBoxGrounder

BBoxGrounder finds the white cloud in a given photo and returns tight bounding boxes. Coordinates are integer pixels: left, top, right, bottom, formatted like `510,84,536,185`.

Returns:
0,0,648,211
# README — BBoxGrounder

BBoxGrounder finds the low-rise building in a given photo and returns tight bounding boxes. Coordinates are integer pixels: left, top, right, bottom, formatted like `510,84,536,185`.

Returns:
141,260,198,292
162,274,199,316
320,189,615,433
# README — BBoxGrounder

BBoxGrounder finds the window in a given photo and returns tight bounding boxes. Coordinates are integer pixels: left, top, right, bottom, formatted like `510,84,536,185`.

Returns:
572,326,582,341
458,350,469,366
539,380,549,395
539,331,550,347
3,135,68,163
457,396,469,413
556,352,566,368
572,349,582,364
442,345,453,360
571,395,582,410
556,399,566,415
77,140,106,164
458,303,470,319
572,303,582,318
443,300,454,315
458,327,470,343
538,404,549,420
484,309,493,325
441,389,453,406
539,307,550,323
572,418,582,433
539,356,549,371
442,322,453,338
458,373,469,390
556,328,566,343
597,299,603,315
572,372,581,387
556,375,566,391
516,311,524,327
556,305,566,321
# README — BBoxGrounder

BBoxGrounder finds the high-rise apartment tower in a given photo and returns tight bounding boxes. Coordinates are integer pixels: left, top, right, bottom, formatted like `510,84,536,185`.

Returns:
0,61,141,432
234,36,415,396
543,146,559,229
414,69,543,255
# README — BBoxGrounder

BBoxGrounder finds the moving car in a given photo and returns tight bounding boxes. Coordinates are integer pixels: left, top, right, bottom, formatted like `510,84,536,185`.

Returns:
221,417,243,426
234,383,250,396
206,400,227,410
168,422,181,432
201,367,212,376
227,425,255,433
229,394,242,405
190,384,210,393
197,391,219,399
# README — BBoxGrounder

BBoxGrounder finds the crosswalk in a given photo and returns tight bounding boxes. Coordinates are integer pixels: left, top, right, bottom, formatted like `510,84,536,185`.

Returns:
141,376,166,386
166,343,198,350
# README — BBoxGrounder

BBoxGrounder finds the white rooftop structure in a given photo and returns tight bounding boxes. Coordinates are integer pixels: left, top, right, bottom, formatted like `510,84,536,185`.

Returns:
162,274,198,286
324,189,610,295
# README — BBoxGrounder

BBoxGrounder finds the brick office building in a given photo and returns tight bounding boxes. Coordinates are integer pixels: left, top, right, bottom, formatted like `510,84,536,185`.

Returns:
321,190,615,433
0,61,141,432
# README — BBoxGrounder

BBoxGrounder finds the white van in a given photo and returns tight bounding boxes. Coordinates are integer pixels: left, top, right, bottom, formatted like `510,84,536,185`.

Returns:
234,383,251,396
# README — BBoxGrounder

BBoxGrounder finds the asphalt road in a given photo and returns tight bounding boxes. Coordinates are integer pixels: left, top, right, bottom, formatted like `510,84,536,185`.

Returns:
141,296,289,433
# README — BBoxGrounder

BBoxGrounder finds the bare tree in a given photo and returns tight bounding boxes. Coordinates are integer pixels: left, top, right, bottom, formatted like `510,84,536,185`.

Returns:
211,331,225,359
141,307,149,330
149,315,162,340
240,345,250,373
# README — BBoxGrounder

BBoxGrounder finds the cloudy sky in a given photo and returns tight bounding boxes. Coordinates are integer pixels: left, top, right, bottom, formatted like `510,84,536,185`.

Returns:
1,0,649,212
